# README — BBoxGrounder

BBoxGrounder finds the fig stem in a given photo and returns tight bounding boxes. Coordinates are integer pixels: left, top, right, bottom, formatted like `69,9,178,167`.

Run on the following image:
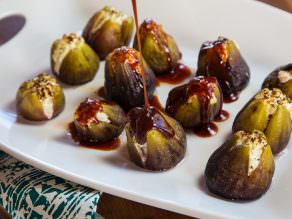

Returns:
131,0,149,108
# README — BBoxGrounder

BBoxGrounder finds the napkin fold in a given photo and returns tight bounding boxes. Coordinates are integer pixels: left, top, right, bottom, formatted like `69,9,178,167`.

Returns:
0,151,103,219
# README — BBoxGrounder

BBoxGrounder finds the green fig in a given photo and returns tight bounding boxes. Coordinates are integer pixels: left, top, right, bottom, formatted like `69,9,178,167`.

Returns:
165,76,223,128
16,73,65,121
233,88,292,154
82,6,134,60
126,106,186,171
51,33,100,85
205,130,275,200
73,98,126,143
262,64,292,100
134,19,181,75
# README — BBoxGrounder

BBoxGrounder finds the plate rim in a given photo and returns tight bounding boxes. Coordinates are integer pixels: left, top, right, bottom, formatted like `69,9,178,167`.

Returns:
0,0,291,218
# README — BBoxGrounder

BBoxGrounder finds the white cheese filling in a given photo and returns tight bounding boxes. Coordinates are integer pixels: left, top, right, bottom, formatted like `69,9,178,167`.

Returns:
234,131,266,176
134,140,147,165
278,70,292,83
42,97,54,119
96,111,111,123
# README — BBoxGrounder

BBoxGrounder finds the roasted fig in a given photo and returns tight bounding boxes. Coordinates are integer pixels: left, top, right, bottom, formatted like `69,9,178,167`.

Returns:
82,6,134,60
51,33,100,85
233,88,292,154
134,19,181,75
73,98,126,142
104,47,156,110
126,106,186,171
16,73,65,121
165,76,222,128
197,37,250,101
262,64,292,100
205,130,275,200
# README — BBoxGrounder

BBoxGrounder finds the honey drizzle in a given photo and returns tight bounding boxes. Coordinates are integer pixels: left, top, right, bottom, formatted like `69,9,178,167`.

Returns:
131,0,149,107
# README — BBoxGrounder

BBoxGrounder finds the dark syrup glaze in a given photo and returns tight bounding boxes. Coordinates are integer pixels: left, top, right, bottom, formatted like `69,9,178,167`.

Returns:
149,95,164,111
156,63,192,85
68,122,120,151
214,109,230,122
197,37,240,103
193,123,218,137
128,106,174,144
132,0,149,107
223,93,239,103
74,98,103,125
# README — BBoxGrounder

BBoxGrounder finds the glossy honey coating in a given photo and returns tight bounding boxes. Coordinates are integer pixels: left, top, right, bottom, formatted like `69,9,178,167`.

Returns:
197,37,250,100
165,76,222,128
82,6,134,60
51,33,100,85
134,19,181,75
104,47,156,110
126,106,186,171
16,73,65,121
73,98,126,143
233,88,292,154
205,130,275,200
262,64,292,100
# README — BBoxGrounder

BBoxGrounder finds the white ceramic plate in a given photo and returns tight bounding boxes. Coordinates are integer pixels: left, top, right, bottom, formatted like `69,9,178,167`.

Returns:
1,0,292,218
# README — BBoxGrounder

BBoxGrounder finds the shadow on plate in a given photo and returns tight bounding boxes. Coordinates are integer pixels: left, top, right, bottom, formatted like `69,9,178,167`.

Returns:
0,14,26,46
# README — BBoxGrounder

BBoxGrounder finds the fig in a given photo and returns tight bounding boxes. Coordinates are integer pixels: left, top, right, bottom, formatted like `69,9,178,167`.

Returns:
233,88,292,154
262,64,292,100
73,98,126,142
205,130,275,200
197,37,250,100
134,19,181,75
104,47,156,110
51,33,100,85
126,106,186,171
165,76,222,128
82,6,134,60
16,73,65,121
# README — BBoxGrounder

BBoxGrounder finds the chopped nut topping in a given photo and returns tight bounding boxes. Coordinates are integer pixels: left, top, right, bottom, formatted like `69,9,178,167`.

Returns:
20,73,57,100
254,88,292,113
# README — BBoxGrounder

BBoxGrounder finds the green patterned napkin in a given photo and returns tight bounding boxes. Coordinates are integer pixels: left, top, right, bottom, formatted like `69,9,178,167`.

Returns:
0,151,103,219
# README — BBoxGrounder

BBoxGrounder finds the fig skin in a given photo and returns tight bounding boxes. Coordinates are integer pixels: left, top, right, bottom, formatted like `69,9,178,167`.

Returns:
51,33,100,85
125,106,186,171
262,64,292,100
165,76,223,128
133,19,181,75
233,88,292,154
16,73,65,121
82,6,134,60
205,130,275,200
73,98,126,143
104,47,156,110
197,36,250,100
